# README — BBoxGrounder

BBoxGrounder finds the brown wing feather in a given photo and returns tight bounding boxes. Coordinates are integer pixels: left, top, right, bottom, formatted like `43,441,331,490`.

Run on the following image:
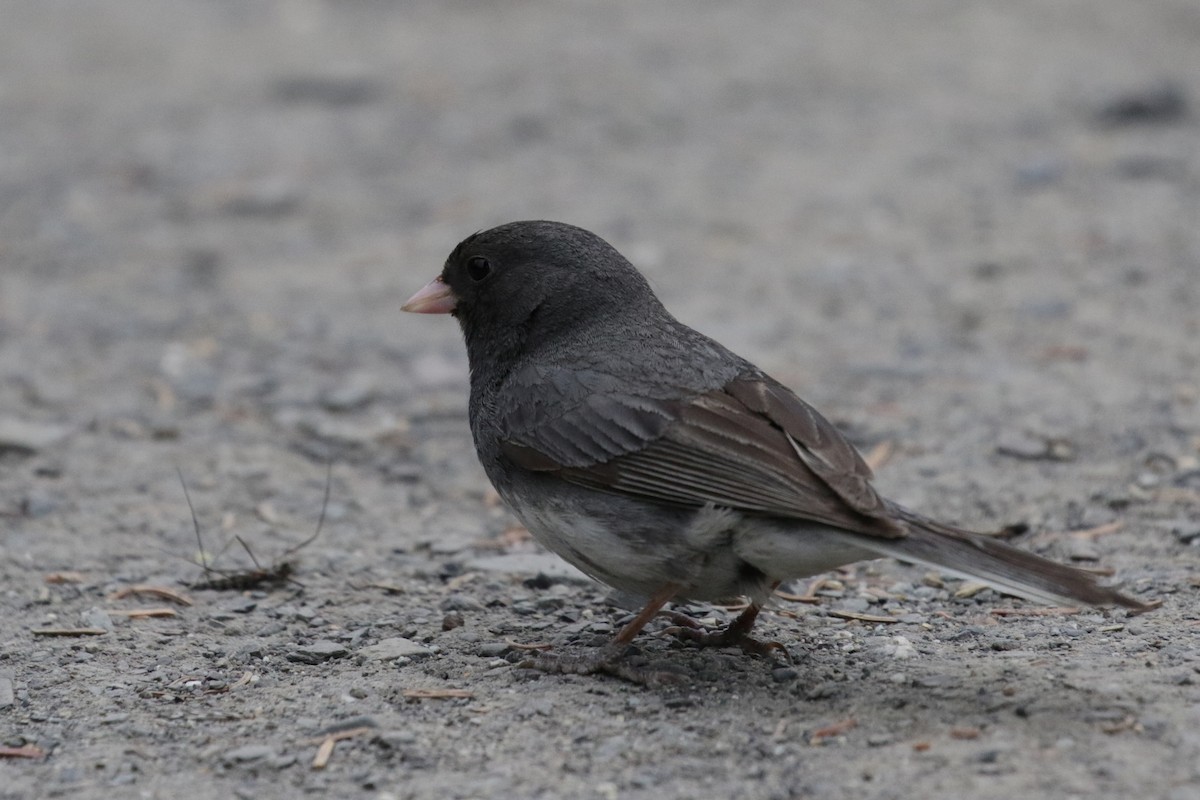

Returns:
502,373,901,537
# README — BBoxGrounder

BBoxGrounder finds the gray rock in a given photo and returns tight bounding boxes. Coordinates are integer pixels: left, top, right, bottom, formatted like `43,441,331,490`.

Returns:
0,419,71,453
0,674,14,709
221,744,276,765
477,642,511,658
21,489,62,517
319,375,378,412
357,637,432,662
287,641,349,664
81,607,114,632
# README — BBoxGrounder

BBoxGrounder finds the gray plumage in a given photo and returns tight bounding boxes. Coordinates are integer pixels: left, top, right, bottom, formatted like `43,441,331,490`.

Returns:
427,220,1149,614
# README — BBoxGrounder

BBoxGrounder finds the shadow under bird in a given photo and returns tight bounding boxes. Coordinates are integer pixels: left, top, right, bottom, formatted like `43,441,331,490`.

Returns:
403,220,1153,681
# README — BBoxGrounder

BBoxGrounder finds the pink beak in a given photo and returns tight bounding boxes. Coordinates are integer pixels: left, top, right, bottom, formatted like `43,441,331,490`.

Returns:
402,275,457,314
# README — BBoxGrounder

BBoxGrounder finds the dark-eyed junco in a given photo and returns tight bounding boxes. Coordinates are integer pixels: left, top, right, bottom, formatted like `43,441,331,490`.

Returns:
404,220,1152,680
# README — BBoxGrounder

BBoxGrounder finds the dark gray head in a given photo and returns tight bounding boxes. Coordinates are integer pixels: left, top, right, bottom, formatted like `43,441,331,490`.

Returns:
403,220,662,367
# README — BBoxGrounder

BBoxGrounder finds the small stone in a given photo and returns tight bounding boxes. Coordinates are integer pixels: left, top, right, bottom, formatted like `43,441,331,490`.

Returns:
222,744,276,765
1169,522,1200,545
882,636,917,659
1064,538,1100,562
772,667,799,683
273,75,380,107
836,598,871,613
996,431,1074,462
224,598,259,614
267,753,298,770
287,641,348,664
21,490,62,518
0,675,14,709
215,179,302,217
440,595,484,612
320,716,378,735
1095,82,1187,127
81,607,114,632
477,642,511,658
319,376,377,412
0,419,71,454
442,612,465,631
357,637,432,662
375,730,418,747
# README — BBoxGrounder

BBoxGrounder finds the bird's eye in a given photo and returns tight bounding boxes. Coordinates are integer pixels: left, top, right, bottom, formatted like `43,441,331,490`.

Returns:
466,256,492,282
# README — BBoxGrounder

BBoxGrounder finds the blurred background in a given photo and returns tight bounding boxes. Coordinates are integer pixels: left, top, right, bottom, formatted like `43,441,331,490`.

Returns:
3,0,1197,509
1,3,1198,796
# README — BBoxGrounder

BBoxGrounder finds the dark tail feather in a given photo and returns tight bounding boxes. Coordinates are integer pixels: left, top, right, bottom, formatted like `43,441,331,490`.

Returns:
852,505,1153,611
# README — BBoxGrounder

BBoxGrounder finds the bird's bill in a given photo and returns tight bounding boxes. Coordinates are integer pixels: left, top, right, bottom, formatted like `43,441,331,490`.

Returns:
401,275,457,314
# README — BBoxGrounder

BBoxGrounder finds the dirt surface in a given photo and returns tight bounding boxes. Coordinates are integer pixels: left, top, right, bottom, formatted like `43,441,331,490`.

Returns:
2,2,1199,798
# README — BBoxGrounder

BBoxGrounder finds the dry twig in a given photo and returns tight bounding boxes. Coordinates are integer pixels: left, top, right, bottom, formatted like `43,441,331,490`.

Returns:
109,585,194,606
810,718,857,745
311,726,374,770
829,610,900,624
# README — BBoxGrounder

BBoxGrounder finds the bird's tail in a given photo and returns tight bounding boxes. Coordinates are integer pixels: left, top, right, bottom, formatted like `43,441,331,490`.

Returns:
850,504,1153,611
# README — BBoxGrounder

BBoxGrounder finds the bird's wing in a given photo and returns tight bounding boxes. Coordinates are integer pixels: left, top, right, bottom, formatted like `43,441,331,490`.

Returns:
500,372,902,538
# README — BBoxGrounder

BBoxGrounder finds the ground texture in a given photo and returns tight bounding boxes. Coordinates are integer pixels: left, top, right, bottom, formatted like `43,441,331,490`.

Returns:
1,2,1199,798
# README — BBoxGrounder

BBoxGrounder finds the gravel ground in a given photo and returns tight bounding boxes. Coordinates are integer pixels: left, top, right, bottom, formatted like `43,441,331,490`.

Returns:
2,2,1199,798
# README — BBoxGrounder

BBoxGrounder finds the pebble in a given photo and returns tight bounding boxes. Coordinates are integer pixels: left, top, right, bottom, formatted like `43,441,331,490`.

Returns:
440,595,484,612
221,744,276,765
0,419,71,453
81,607,114,633
287,641,349,664
1169,522,1200,545
1095,81,1188,127
995,431,1074,461
224,598,259,614
319,375,377,412
478,642,511,658
1064,538,1100,562
442,612,465,631
320,716,378,735
0,675,14,709
772,667,799,683
836,598,871,613
882,637,917,659
357,637,432,662
21,489,62,518
273,74,380,107
375,730,418,747
214,179,302,217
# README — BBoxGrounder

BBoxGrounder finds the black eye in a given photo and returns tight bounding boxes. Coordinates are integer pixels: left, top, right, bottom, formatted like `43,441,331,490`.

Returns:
466,256,492,282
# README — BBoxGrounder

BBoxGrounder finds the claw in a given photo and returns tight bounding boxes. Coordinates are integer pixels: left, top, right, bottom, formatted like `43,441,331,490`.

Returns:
665,624,792,663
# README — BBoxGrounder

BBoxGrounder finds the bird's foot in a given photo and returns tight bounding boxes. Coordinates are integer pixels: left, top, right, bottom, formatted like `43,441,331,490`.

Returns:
519,643,683,687
662,609,791,662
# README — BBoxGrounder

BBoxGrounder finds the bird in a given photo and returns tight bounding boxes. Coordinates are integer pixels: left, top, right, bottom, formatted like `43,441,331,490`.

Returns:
403,220,1153,681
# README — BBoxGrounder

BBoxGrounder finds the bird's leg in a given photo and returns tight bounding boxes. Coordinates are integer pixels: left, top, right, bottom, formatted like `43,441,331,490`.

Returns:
664,585,791,662
522,583,682,685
